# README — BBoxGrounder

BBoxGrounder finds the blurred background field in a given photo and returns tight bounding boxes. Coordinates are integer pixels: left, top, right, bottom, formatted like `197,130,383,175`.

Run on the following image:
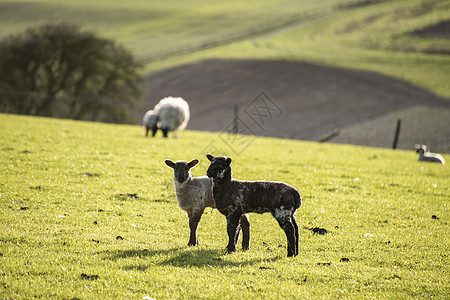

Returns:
0,0,449,151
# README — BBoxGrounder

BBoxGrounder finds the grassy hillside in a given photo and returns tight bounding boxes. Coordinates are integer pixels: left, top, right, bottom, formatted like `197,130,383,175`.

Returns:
1,114,448,299
143,0,450,97
0,0,348,61
0,0,449,97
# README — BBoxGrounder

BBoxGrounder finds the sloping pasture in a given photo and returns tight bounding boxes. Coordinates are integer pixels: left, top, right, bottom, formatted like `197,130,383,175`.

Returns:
146,0,450,97
1,1,448,97
0,114,448,299
0,0,348,62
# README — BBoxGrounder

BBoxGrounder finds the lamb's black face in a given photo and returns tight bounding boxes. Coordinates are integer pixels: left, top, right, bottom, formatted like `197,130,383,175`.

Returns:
206,155,232,179
173,162,191,183
165,159,199,183
415,144,425,154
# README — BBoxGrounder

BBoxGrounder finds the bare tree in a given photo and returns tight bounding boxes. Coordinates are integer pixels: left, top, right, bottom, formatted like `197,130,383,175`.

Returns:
0,23,142,123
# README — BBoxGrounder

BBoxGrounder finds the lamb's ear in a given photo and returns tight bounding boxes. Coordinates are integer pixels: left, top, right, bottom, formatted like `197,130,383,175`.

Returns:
206,154,214,161
164,159,176,168
226,157,232,165
188,159,199,169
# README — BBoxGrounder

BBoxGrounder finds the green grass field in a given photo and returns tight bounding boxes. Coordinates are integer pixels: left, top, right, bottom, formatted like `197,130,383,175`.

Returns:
1,114,448,299
0,0,347,61
1,0,449,97
142,0,450,97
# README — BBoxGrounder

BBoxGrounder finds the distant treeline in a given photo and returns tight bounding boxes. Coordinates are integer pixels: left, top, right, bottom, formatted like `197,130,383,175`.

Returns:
0,23,142,123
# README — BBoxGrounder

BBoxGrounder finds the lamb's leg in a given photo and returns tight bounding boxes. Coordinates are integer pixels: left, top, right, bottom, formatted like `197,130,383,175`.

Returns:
234,223,241,245
226,213,241,253
187,211,203,246
239,214,251,250
276,218,297,257
162,127,169,138
284,222,297,257
152,126,158,137
145,126,149,137
291,215,299,256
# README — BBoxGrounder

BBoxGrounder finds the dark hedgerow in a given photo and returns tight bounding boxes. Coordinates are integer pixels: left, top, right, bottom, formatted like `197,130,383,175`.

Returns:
0,22,142,123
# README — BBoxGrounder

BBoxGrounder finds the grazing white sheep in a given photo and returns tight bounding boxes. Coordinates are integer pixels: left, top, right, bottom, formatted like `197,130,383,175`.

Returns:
143,110,159,137
415,144,445,165
165,159,250,248
143,97,190,138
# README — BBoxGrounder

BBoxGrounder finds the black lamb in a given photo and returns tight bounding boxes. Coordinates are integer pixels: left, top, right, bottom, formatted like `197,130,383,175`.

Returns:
206,154,301,257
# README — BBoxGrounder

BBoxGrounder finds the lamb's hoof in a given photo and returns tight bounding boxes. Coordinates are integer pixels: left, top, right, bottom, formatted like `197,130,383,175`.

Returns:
287,251,296,257
242,246,249,251
187,242,198,247
226,247,236,254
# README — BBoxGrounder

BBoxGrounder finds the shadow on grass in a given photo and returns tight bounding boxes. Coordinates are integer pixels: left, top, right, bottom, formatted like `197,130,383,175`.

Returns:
103,247,281,270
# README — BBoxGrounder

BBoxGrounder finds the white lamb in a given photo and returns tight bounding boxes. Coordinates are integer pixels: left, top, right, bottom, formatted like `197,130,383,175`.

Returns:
143,97,190,137
165,159,250,248
415,144,445,165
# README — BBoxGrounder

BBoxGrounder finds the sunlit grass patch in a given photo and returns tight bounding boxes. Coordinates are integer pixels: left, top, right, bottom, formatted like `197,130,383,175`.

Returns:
0,113,448,298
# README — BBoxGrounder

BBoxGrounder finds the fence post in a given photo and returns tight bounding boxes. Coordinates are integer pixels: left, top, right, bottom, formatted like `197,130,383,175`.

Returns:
392,119,401,149
233,104,239,134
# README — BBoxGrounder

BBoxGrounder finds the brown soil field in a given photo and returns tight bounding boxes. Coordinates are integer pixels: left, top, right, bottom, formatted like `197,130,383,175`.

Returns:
411,20,450,38
138,59,450,153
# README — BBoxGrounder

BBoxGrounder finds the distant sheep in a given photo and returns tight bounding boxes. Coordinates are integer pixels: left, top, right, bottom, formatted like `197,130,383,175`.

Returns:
165,159,250,248
206,154,301,257
144,97,190,138
415,144,445,165
143,110,158,137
